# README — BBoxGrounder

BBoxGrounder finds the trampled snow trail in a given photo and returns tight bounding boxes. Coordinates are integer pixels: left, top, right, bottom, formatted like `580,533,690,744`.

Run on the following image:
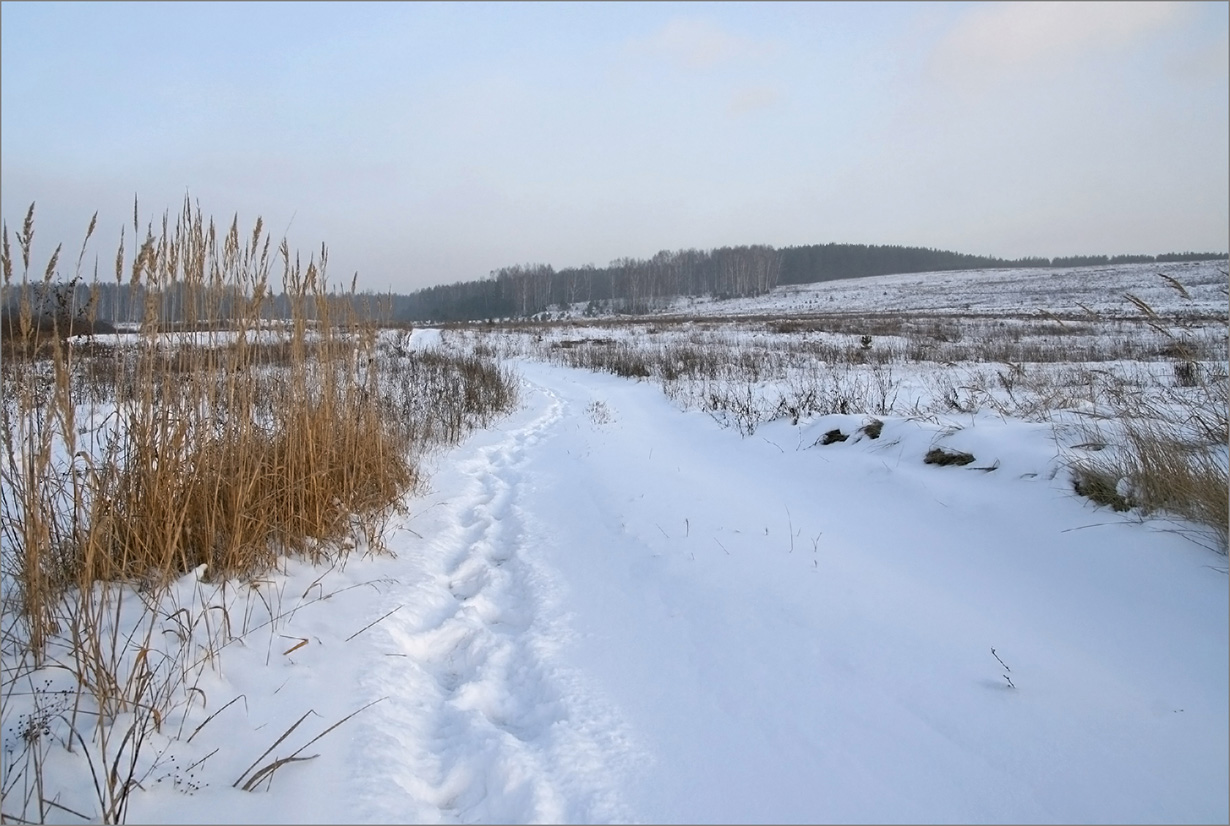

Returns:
344,373,639,824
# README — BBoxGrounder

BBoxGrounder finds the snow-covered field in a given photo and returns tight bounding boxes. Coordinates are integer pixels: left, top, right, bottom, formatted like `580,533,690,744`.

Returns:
654,259,1229,319
3,262,1227,824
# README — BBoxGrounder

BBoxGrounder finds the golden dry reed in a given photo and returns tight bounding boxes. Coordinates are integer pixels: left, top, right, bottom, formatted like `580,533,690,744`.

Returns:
1,199,413,665
2,200,516,823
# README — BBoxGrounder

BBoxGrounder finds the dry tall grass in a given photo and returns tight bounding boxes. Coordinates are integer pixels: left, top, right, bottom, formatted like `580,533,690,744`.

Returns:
1,200,517,822
2,201,415,655
1070,357,1228,552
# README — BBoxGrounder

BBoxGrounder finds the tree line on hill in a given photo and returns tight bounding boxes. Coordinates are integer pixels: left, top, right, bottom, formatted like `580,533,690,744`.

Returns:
2,243,1224,330
385,244,1225,323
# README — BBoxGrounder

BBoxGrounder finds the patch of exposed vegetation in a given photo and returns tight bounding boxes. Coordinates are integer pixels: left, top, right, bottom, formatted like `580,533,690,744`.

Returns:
923,447,976,467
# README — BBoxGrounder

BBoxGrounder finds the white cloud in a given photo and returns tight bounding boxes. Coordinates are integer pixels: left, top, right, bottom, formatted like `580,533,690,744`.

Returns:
927,1,1188,86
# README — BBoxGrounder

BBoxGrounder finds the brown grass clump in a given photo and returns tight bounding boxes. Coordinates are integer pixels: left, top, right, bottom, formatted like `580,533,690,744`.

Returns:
1071,466,1133,512
1123,428,1228,548
924,447,976,466
90,398,414,583
1067,289,1228,551
1072,409,1228,549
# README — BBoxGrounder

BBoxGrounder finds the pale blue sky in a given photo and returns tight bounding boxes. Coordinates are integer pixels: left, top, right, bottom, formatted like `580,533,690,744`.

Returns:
2,1,1226,292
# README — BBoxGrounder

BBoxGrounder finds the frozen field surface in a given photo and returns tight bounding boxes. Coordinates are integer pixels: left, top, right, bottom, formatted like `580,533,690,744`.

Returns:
10,261,1226,825
121,358,1226,824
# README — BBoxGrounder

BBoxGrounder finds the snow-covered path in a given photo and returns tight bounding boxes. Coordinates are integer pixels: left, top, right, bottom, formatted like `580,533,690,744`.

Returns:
492,362,1226,824
342,367,638,824
127,357,1227,825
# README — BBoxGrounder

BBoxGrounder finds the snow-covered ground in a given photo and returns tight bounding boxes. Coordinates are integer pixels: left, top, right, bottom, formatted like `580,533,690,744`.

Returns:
111,357,1225,825
4,264,1228,824
561,259,1228,320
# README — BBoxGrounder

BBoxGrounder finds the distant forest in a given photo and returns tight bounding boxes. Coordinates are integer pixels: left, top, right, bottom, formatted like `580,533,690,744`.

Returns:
382,244,1226,323
3,243,1225,327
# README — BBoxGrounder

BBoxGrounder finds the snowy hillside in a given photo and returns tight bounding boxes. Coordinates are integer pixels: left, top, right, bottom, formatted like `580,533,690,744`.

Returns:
577,259,1229,319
